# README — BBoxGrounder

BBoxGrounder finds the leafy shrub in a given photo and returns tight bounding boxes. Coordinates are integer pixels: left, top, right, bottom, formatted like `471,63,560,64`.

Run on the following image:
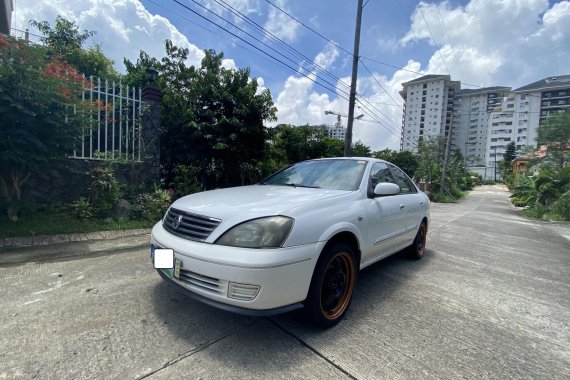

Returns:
509,175,538,207
433,193,456,203
511,197,528,207
88,163,122,217
503,174,516,190
171,164,201,198
550,191,570,221
133,187,173,221
523,203,547,219
69,197,93,220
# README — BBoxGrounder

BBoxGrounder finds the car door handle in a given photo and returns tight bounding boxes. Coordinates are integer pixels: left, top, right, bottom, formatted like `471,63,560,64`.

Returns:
399,204,406,210
420,201,424,206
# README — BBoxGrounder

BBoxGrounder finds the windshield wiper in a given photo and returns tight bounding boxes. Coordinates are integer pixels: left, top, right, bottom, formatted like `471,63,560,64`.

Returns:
282,183,320,188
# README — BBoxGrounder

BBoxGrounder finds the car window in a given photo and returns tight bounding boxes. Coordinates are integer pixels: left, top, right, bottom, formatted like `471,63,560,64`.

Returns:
388,164,417,194
367,162,396,197
262,159,367,191
369,162,395,188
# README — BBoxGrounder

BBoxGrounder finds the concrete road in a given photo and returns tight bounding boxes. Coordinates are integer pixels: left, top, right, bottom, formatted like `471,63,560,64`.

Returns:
1,185,569,379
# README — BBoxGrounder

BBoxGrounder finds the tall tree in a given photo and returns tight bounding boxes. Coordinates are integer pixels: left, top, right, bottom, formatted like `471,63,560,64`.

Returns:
373,149,418,178
351,140,372,157
502,141,517,176
0,34,93,220
415,136,446,188
124,41,277,188
31,16,116,78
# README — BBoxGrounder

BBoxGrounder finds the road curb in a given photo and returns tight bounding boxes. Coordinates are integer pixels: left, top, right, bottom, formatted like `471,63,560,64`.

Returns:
0,230,151,265
0,228,151,249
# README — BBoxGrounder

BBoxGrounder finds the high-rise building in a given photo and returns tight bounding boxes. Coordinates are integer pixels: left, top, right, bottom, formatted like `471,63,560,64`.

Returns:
322,115,346,142
399,75,460,153
399,74,569,180
485,75,570,178
450,87,511,167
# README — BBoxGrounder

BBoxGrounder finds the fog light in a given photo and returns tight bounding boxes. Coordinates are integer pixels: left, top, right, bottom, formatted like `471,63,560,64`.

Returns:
228,282,260,301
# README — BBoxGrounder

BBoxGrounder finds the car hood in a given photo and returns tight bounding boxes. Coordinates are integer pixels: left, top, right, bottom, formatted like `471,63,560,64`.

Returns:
170,185,351,231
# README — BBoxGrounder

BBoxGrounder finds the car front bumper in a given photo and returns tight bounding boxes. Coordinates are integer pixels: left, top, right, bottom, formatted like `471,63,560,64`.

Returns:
150,222,323,313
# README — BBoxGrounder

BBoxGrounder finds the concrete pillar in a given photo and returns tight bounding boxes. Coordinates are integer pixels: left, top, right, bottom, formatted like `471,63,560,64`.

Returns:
141,86,162,182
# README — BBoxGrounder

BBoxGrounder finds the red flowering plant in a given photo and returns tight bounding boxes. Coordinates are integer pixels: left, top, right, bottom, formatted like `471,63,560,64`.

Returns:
0,36,96,221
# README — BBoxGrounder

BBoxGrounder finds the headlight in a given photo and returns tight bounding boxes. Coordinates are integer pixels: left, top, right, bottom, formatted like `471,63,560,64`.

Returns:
215,216,294,248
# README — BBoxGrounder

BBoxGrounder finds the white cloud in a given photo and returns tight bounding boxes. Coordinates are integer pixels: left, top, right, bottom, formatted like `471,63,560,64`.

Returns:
13,0,205,72
271,45,404,151
221,58,236,70
202,0,261,23
263,0,301,43
314,43,339,70
399,0,570,87
270,0,570,152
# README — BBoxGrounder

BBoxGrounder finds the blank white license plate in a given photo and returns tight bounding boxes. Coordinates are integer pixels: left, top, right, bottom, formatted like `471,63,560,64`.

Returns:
174,258,181,279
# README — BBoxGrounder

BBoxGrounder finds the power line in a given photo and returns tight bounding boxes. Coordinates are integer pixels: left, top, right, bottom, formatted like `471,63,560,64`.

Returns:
263,0,353,56
165,0,400,135
183,0,351,98
435,3,466,81
416,1,452,76
147,0,281,67
168,0,350,101
360,60,402,108
212,0,352,92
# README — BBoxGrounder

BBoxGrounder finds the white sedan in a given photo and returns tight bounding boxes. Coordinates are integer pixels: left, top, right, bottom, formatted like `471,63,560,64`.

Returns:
150,157,430,327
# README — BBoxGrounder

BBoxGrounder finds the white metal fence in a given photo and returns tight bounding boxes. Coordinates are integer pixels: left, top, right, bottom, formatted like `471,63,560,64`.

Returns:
72,77,143,162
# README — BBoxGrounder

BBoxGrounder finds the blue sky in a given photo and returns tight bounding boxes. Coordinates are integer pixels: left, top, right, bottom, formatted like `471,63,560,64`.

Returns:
11,0,570,150
138,0,438,96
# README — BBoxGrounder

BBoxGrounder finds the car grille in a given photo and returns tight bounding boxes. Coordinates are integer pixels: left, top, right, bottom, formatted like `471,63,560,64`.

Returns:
178,267,223,295
163,208,221,241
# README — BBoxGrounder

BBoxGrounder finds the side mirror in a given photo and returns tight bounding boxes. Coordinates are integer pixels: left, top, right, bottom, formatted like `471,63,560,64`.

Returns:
374,182,401,196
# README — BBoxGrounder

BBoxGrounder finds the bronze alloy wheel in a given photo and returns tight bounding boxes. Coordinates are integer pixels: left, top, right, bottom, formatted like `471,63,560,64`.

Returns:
417,223,427,257
319,251,357,320
408,221,427,260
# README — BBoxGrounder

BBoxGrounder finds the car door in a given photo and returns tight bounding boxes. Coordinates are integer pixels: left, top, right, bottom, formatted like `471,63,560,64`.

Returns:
388,164,424,244
362,162,408,264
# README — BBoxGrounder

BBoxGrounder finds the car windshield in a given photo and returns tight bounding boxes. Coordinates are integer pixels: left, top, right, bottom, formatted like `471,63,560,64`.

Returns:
261,159,367,191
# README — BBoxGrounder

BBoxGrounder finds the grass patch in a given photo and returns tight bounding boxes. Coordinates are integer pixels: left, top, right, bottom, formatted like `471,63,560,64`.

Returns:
0,210,154,238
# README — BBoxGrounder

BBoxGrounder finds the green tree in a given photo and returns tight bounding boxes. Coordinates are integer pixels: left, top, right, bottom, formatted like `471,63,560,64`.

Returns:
266,124,337,164
501,141,517,176
415,137,446,186
31,16,116,78
0,34,92,220
124,41,277,188
538,109,570,170
373,149,418,178
351,140,372,157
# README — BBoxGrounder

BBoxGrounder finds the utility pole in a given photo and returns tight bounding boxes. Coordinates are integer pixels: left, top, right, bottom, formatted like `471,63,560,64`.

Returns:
493,145,497,183
344,0,364,157
439,113,454,195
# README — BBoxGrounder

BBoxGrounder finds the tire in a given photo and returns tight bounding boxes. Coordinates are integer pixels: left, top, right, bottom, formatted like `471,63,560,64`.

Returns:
408,221,427,260
305,243,358,328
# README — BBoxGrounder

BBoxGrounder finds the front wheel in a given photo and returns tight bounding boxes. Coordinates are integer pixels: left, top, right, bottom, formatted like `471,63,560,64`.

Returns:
408,221,427,260
305,243,357,327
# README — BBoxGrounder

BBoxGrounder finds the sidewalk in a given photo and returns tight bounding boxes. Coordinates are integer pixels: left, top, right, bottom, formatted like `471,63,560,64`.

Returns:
0,229,151,265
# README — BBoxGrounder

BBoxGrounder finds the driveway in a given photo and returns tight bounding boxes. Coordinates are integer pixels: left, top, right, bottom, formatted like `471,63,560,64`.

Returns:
0,185,569,379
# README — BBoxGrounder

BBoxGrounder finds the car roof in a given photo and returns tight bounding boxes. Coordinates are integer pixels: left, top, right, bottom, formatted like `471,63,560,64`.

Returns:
308,157,388,164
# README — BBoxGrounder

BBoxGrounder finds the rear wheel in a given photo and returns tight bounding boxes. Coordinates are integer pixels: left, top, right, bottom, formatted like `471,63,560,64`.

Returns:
408,221,427,260
305,243,357,327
